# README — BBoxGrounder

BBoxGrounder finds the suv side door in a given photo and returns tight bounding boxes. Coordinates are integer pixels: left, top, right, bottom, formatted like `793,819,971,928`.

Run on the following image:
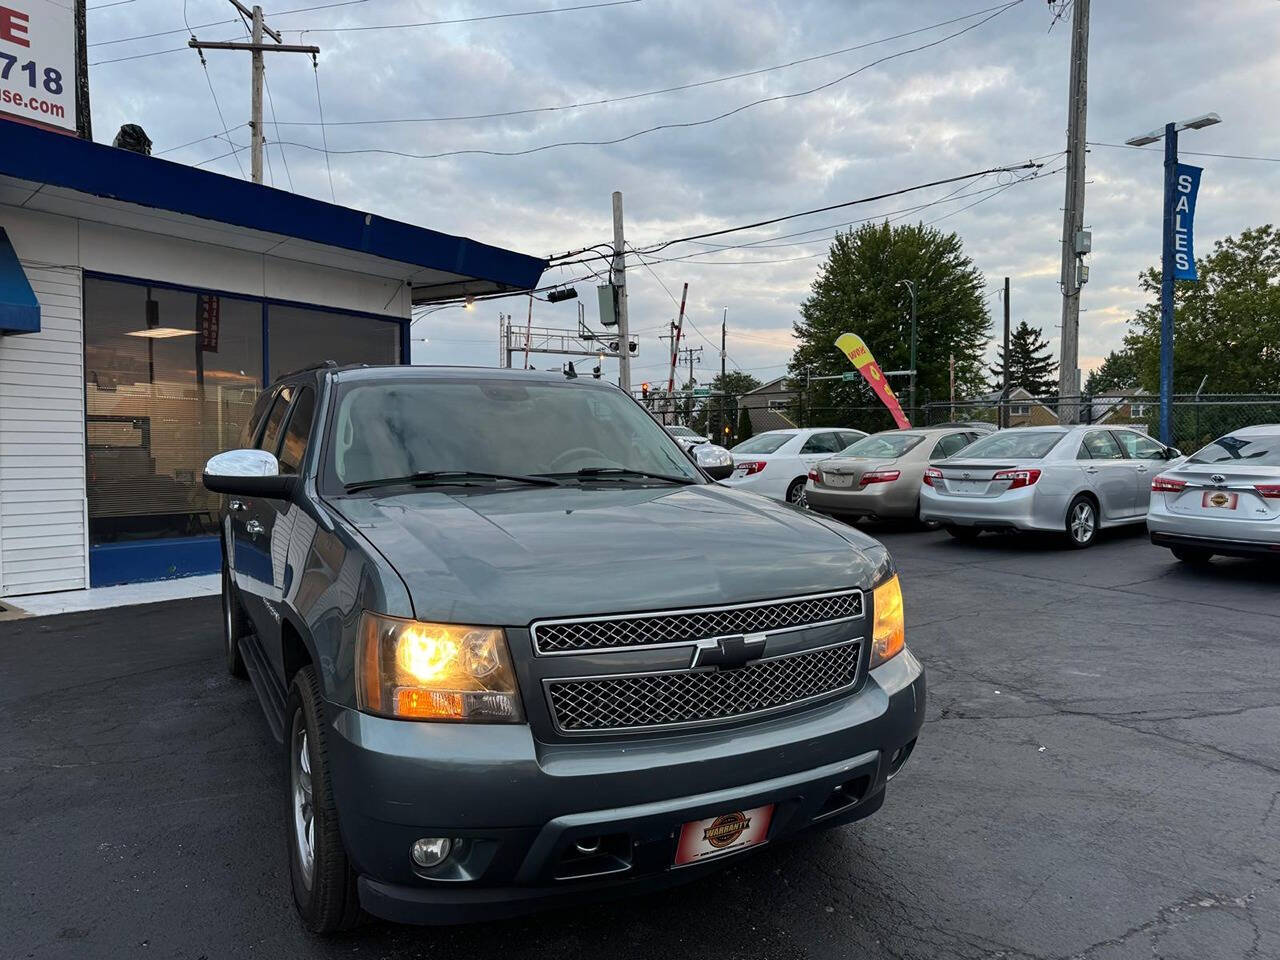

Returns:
1113,429,1171,512
1078,429,1135,519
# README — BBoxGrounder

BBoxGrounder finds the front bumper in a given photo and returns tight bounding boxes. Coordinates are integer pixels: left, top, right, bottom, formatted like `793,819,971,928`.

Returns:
325,650,925,925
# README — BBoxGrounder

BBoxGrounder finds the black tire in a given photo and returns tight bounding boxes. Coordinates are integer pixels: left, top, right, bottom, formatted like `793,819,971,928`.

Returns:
286,666,362,934
1065,494,1099,549
945,525,981,540
1171,546,1213,565
221,558,249,679
786,478,808,508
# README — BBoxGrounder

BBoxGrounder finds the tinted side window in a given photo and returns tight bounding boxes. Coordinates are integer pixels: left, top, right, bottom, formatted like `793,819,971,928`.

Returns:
238,389,275,448
1115,431,1167,460
932,433,971,459
258,386,296,455
1080,431,1124,460
277,387,317,475
801,432,842,455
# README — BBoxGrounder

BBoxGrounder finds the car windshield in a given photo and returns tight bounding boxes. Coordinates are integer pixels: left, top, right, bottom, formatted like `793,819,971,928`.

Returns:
731,433,793,455
958,430,1067,460
329,379,701,487
1189,432,1280,466
837,433,924,458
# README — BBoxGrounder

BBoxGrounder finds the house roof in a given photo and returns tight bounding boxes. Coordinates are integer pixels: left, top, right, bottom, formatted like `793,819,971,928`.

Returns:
0,119,546,303
744,375,792,395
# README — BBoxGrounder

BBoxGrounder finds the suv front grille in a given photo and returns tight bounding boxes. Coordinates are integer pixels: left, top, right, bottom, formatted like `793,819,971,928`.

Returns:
545,640,861,733
531,590,863,655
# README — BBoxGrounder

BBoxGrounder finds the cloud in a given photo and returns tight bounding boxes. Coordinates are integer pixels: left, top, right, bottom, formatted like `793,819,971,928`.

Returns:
84,0,1280,384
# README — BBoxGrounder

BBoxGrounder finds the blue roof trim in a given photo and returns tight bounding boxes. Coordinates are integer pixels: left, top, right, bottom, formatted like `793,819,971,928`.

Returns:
0,226,40,335
0,119,546,291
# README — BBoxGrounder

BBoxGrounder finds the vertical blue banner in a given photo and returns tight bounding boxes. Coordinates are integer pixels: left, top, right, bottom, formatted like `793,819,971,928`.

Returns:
1173,163,1202,280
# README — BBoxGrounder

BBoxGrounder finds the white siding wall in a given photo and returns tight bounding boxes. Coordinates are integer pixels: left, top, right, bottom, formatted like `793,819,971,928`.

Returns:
0,263,87,596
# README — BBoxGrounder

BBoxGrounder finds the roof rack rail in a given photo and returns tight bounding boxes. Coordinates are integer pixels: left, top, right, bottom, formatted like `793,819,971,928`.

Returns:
275,359,339,381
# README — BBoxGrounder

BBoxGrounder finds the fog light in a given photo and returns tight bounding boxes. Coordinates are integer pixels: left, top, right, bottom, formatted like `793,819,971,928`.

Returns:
410,837,453,868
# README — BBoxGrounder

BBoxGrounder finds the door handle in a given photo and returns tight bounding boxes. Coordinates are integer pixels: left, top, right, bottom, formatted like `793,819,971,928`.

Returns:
1136,465,1148,473
1084,466,1099,474
229,499,247,512
246,519,265,537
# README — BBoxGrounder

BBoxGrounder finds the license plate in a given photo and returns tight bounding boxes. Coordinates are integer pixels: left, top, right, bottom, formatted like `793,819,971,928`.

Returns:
826,474,852,488
674,804,774,866
1202,491,1238,510
949,479,986,493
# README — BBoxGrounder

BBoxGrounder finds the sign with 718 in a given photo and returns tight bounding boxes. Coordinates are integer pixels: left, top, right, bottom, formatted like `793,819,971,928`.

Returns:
0,2,76,134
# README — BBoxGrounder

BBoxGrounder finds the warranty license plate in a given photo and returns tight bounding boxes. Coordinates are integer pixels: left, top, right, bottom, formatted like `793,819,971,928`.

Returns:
826,474,852,488
674,804,774,867
949,479,986,494
1202,491,1238,510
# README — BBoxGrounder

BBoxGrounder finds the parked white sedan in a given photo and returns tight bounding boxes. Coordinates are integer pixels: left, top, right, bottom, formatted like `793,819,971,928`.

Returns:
722,427,867,504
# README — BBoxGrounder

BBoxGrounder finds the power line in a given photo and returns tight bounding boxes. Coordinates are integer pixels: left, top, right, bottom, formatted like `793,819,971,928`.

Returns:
154,124,249,156
90,32,249,65
1088,140,1280,163
253,1,1023,163
185,1,246,179
263,72,296,191
296,0,644,35
90,0,374,46
263,2,1021,128
312,59,337,202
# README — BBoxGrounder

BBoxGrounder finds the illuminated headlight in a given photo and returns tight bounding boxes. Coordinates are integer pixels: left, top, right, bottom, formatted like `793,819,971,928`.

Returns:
870,573,905,668
356,613,523,722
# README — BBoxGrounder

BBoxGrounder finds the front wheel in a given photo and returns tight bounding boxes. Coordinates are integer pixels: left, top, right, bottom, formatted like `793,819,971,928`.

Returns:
786,478,808,508
1065,495,1098,549
1171,546,1213,565
286,666,361,934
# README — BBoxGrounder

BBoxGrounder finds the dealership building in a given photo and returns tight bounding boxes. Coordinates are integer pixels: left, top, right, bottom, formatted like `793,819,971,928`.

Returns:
0,117,544,597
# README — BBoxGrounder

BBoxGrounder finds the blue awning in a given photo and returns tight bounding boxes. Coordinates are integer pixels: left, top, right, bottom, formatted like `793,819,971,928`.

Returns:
0,227,39,335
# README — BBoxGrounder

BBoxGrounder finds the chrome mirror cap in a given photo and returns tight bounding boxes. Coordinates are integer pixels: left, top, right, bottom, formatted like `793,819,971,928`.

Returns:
205,448,281,479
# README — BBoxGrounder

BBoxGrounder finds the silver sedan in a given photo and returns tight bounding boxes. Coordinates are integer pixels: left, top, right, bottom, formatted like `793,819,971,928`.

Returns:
806,425,990,522
1147,424,1280,563
919,425,1182,548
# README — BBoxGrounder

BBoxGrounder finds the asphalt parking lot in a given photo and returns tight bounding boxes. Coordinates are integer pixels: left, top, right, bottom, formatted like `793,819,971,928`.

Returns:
4,525,1279,960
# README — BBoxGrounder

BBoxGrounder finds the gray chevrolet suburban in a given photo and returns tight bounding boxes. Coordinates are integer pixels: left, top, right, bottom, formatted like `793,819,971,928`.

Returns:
202,363,925,933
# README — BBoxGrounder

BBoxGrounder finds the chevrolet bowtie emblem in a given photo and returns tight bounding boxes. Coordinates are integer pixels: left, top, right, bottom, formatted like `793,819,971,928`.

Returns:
691,633,767,670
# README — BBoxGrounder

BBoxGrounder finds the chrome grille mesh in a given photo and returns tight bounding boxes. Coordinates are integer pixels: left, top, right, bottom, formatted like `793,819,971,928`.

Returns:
546,641,860,732
532,590,862,655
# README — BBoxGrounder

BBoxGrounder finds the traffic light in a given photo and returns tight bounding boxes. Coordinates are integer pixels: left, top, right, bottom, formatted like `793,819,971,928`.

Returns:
641,382,650,400
723,424,731,436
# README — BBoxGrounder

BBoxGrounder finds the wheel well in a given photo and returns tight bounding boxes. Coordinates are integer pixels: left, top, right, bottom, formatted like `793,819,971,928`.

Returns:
281,620,312,685
1069,490,1100,518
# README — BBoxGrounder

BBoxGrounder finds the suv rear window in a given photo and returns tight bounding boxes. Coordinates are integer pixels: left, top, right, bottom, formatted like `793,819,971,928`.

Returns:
1190,432,1280,466
959,430,1066,460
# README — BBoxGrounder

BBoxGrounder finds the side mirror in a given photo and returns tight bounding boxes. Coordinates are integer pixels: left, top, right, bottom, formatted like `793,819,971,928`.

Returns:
1166,446,1183,459
203,449,297,499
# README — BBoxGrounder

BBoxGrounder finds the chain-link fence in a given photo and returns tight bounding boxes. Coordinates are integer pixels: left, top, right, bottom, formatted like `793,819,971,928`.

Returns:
639,389,1280,451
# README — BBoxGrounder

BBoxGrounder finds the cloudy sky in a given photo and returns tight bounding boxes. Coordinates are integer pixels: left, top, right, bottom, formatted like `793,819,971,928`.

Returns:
87,0,1280,388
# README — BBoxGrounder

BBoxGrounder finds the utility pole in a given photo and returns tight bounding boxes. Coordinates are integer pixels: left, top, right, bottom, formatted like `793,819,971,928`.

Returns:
611,191,632,392
896,280,919,422
74,0,91,140
1056,0,1090,423
665,283,688,397
189,1,320,185
720,306,727,440
1001,275,1011,428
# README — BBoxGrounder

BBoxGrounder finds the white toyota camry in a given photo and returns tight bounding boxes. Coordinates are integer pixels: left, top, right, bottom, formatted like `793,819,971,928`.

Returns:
722,427,867,504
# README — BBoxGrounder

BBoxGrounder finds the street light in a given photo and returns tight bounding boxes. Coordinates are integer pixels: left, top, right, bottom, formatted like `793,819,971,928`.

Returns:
1125,112,1221,445
896,280,919,422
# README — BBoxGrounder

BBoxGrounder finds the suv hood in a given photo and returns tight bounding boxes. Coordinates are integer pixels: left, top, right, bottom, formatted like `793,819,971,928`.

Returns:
329,484,884,625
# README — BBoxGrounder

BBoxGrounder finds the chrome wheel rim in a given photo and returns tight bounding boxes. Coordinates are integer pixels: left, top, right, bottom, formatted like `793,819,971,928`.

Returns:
789,484,807,508
291,712,316,889
1070,502,1095,543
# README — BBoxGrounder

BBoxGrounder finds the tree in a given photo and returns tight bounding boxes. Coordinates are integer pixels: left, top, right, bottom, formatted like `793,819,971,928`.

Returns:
1084,348,1141,395
789,222,991,429
1119,224,1280,394
689,371,761,438
736,405,754,443
988,321,1059,396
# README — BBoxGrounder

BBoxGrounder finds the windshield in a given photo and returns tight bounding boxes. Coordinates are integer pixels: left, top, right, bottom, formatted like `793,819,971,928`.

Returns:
731,432,793,455
1190,432,1280,466
328,379,701,487
837,433,924,458
958,430,1067,460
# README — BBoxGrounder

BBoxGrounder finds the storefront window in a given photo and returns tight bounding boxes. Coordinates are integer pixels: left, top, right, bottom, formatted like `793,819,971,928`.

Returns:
268,304,400,381
85,278,263,544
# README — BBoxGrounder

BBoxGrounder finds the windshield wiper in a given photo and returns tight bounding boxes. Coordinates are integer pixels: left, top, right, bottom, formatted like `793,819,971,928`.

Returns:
545,467,697,485
345,470,561,494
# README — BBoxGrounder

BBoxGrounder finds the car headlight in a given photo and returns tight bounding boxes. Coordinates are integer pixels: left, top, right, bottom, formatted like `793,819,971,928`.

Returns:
356,613,523,722
695,446,733,468
870,573,905,668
